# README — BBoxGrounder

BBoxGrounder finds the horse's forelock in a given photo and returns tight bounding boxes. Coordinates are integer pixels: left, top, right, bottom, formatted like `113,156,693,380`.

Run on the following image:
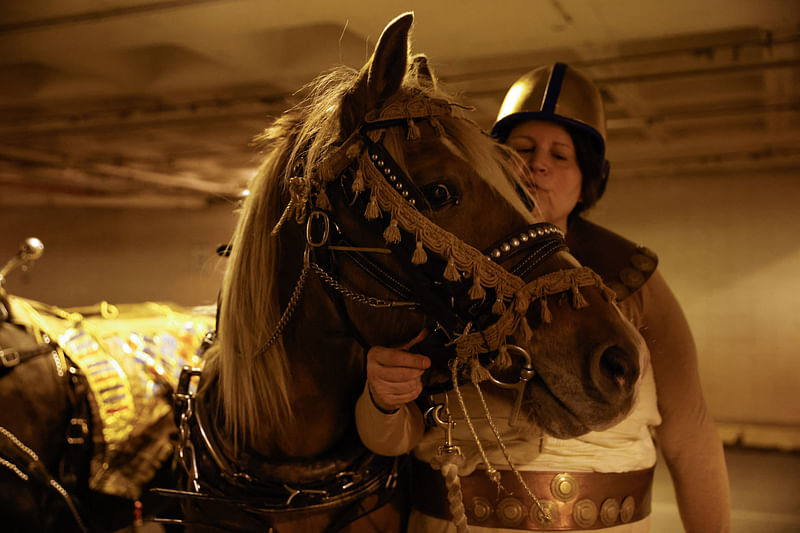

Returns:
437,118,538,222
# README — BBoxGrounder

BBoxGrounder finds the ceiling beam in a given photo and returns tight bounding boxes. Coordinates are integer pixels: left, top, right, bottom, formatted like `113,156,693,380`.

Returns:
0,144,243,197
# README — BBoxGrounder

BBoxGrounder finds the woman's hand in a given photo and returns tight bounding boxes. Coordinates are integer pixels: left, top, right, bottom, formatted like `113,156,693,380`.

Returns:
366,329,430,413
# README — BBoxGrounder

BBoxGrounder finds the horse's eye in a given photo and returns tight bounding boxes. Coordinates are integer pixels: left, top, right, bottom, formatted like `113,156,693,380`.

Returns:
431,184,450,202
421,182,460,209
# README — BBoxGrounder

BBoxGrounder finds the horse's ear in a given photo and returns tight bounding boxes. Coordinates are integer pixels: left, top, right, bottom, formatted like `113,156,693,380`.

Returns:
340,12,413,135
412,54,437,91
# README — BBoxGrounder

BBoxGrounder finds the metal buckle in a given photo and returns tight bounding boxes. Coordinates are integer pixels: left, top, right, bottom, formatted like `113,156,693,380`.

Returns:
66,417,89,444
175,366,203,404
283,483,328,506
485,345,535,427
306,210,330,248
0,348,20,368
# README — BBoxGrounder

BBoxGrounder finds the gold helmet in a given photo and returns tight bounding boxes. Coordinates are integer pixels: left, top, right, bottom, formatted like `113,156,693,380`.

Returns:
492,62,606,158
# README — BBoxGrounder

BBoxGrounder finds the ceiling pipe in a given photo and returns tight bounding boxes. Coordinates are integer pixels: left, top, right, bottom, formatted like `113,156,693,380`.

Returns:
0,144,242,197
0,94,288,134
0,0,235,34
441,33,800,84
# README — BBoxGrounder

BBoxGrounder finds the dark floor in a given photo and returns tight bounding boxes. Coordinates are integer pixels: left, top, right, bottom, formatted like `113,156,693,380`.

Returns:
651,446,800,532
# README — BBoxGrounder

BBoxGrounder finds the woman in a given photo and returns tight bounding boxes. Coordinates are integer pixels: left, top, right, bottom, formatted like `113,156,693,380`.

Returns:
356,63,731,532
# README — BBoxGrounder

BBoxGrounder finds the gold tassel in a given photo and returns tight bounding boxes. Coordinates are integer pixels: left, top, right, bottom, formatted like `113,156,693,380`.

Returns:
412,237,428,264
346,143,362,159
443,253,460,282
271,198,294,236
383,217,401,244
493,344,512,371
365,191,381,220
468,267,485,300
520,319,534,342
470,358,492,384
491,298,506,315
539,298,552,323
430,117,444,137
571,285,589,309
315,189,331,210
352,167,365,193
515,295,529,313
406,119,421,140
295,202,308,224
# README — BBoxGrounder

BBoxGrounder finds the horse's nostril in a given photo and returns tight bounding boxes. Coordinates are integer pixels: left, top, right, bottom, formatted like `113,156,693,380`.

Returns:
597,345,638,395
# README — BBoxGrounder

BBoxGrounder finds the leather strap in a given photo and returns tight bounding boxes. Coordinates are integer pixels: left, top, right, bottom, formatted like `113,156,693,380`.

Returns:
411,458,653,530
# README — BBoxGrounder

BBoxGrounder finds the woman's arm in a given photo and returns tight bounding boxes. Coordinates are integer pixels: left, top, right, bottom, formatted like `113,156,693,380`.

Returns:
355,331,430,456
642,271,731,532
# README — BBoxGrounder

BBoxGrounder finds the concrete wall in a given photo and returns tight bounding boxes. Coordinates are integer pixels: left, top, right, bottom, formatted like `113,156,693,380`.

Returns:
0,204,237,308
2,171,799,440
588,170,800,440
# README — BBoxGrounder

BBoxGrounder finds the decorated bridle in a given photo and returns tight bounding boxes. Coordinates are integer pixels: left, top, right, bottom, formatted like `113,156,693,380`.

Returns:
266,90,620,525
270,90,613,377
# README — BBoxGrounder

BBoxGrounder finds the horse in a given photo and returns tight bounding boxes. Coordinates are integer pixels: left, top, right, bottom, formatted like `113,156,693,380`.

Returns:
0,239,215,532
160,12,647,533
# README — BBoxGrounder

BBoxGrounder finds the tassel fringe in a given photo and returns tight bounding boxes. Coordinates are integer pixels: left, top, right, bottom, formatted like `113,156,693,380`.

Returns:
470,359,492,383
406,119,421,140
491,298,506,315
520,319,534,342
539,298,552,323
571,285,589,309
468,267,486,300
444,253,461,282
412,238,428,264
383,217,401,244
365,191,381,220
430,117,444,137
352,167,365,193
494,344,512,371
315,189,331,210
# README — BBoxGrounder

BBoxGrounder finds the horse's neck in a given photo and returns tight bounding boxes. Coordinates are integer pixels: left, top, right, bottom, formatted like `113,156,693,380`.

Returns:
264,275,366,459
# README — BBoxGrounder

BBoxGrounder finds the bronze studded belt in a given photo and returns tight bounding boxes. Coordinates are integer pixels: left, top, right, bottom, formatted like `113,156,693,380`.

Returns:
411,458,654,530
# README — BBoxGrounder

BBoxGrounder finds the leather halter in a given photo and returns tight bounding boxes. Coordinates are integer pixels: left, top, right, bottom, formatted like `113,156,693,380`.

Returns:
308,122,568,359
167,104,582,525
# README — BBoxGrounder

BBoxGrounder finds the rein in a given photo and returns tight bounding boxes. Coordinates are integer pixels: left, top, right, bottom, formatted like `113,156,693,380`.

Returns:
271,94,614,372
177,92,617,528
264,96,616,526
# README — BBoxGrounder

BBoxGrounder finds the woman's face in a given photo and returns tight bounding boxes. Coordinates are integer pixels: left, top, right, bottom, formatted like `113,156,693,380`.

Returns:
505,120,582,232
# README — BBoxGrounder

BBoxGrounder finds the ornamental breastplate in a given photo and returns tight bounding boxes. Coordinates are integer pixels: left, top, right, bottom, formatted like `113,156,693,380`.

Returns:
565,217,658,302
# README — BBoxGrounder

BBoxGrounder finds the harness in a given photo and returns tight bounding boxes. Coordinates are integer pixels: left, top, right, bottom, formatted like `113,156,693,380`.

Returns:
154,367,402,532
166,91,616,530
0,298,91,533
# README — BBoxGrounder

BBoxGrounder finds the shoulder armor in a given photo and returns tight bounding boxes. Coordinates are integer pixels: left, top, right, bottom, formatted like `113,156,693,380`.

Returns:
565,217,658,301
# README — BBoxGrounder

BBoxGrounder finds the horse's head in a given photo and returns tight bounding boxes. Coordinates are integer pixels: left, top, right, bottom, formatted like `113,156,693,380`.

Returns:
209,13,645,455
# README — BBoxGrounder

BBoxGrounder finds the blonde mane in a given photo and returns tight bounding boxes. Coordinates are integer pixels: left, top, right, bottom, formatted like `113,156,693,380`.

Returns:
203,60,534,450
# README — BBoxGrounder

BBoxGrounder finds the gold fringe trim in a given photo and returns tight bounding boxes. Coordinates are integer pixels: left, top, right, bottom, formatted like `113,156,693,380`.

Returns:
383,214,402,244
406,119,421,140
412,235,428,264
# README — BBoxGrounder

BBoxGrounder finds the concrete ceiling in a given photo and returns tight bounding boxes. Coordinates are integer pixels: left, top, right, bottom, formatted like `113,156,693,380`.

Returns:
1,0,798,207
